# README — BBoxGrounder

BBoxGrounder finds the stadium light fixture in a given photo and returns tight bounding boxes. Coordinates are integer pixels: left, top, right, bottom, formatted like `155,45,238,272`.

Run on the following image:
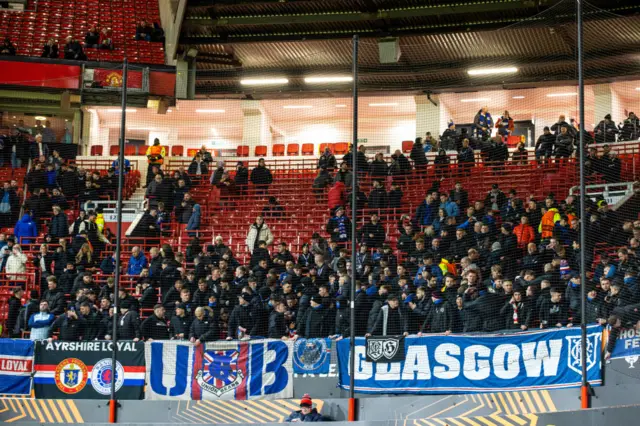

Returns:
304,76,353,83
635,88,640,91
34,116,47,121
460,98,490,103
369,103,398,107
240,78,289,86
467,67,518,76
106,109,137,113
512,96,525,99
335,104,347,108
283,105,313,109
547,93,577,97
195,109,225,113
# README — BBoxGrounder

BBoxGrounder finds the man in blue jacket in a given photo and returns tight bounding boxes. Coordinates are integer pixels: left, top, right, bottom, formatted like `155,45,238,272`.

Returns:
14,213,37,244
127,246,148,275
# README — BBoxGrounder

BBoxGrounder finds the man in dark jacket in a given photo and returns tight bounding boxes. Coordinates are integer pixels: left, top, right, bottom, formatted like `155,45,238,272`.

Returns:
410,138,427,168
48,308,86,341
170,303,193,339
79,302,104,340
114,299,141,340
359,214,385,248
463,285,504,332
7,288,23,337
43,277,65,315
300,295,330,338
594,114,619,144
535,126,556,161
539,288,569,328
250,159,273,194
227,292,255,339
268,299,288,339
49,205,69,238
368,180,388,211
421,290,454,334
285,394,325,422
367,295,408,336
141,305,170,341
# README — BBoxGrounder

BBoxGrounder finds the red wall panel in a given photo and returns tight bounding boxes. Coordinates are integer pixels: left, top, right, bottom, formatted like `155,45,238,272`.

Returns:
0,60,81,89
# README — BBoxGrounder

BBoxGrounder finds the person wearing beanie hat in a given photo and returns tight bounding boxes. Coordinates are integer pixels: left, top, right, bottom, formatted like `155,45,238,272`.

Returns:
419,288,454,335
113,298,141,341
595,113,618,144
285,394,324,422
300,293,329,339
502,285,531,331
227,291,256,340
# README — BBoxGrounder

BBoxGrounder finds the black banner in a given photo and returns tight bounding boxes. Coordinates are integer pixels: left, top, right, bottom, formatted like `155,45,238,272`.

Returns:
365,336,406,363
33,341,145,400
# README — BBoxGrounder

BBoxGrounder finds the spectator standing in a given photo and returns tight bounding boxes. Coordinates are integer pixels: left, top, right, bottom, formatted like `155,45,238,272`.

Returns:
145,139,166,185
0,182,18,229
326,206,352,247
250,158,273,194
28,300,55,340
235,162,249,195
473,107,493,140
14,214,37,245
49,205,69,238
141,305,170,341
48,307,86,341
6,287,23,338
410,137,427,169
30,134,49,160
594,114,619,144
457,138,475,176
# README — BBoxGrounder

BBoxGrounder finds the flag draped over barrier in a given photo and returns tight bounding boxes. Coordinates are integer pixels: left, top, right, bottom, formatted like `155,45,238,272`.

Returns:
33,341,145,399
145,339,294,400
0,339,34,395
337,326,603,394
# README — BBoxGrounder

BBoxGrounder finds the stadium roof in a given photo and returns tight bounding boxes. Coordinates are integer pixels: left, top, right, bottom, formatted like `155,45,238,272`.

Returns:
178,0,640,97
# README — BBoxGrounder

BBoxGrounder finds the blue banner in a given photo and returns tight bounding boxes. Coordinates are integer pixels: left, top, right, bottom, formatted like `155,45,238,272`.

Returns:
0,339,34,395
609,327,640,360
145,340,293,400
293,338,332,374
337,326,603,394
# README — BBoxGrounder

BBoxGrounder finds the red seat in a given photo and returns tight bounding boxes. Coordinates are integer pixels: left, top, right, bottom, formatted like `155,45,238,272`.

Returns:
90,146,103,156
255,145,267,156
124,145,136,156
236,146,249,157
334,142,349,155
402,140,413,153
272,144,285,156
171,146,184,156
109,145,119,156
301,143,314,155
287,144,300,156
319,143,334,153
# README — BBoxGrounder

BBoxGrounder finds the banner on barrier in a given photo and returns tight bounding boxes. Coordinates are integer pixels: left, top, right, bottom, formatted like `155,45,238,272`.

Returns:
293,338,332,374
33,341,145,399
145,339,293,400
337,326,603,394
0,339,33,395
609,327,640,361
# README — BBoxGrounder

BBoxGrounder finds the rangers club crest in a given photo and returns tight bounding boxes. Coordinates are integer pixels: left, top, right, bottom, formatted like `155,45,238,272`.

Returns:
195,350,244,397
54,358,88,394
566,333,601,375
90,359,125,395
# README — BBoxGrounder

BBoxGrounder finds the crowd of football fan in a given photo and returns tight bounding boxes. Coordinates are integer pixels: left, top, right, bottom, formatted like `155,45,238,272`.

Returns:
2,114,639,360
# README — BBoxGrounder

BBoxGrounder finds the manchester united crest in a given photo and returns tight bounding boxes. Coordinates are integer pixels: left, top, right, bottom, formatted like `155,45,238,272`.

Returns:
54,358,88,394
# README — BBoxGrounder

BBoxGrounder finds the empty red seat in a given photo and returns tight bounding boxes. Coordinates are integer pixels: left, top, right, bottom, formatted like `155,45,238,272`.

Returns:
272,144,285,156
109,145,119,156
90,146,103,156
402,140,413,153
236,145,249,157
334,143,349,155
171,146,184,156
138,145,148,155
287,144,299,156
301,143,314,155
255,146,267,156
124,145,136,156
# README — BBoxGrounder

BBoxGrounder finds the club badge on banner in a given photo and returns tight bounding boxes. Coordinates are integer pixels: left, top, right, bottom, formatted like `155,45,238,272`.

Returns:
365,336,406,363
337,325,603,394
33,341,145,399
293,338,332,374
145,339,293,400
0,339,34,395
